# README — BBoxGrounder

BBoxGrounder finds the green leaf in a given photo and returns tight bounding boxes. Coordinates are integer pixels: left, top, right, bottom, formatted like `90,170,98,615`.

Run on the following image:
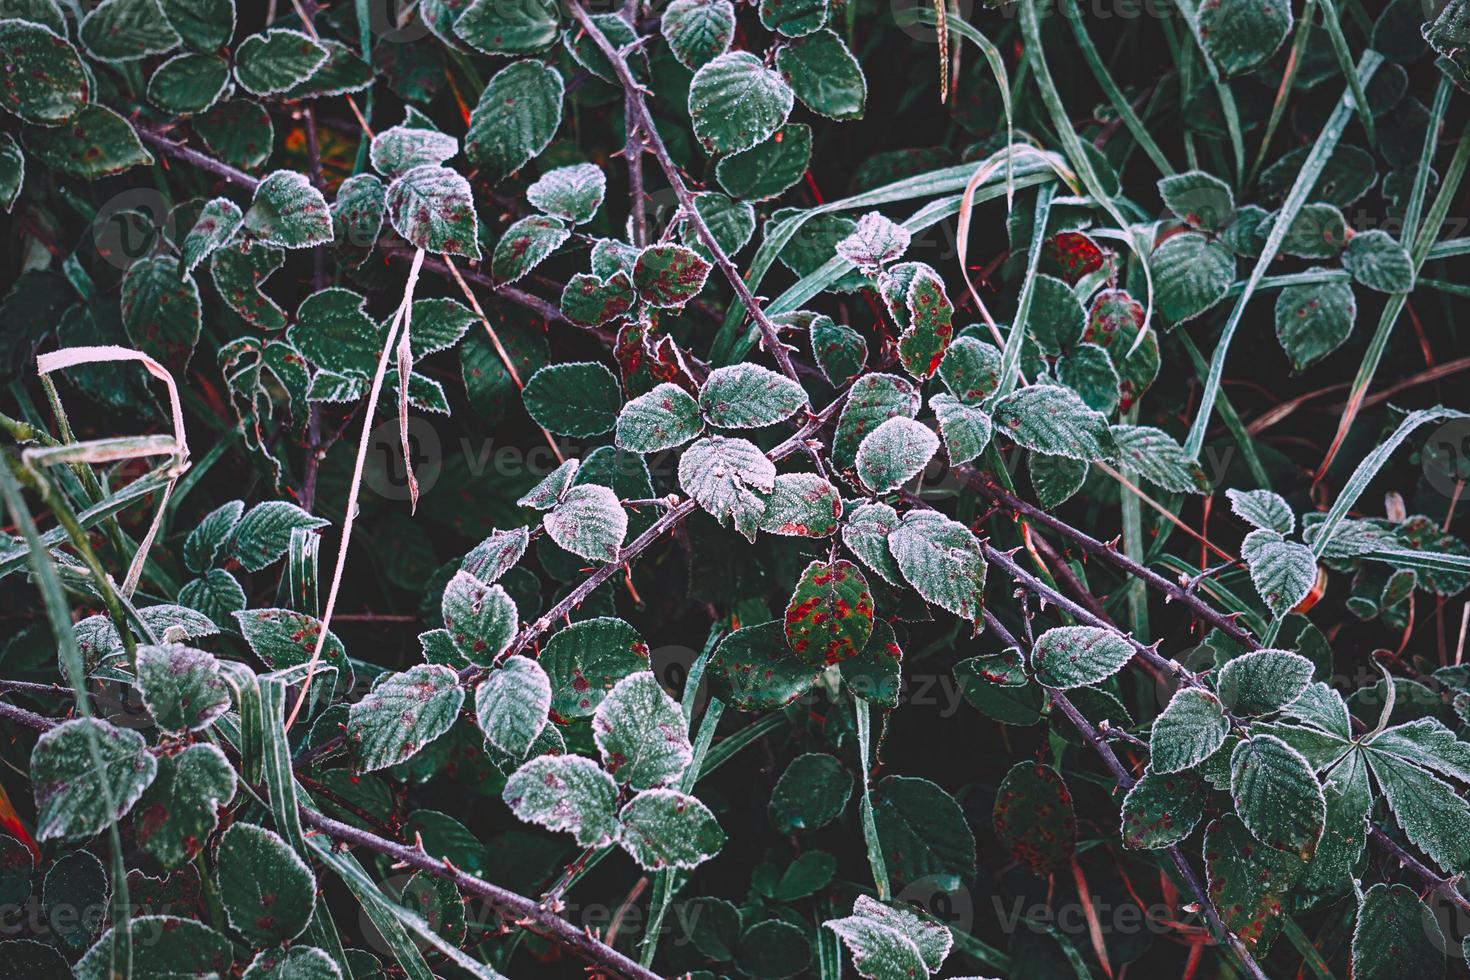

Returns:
1242,528,1318,616
1228,488,1295,534
826,895,951,980
1085,288,1158,410
504,754,620,847
159,0,234,52
461,527,531,584
709,620,822,710
1057,343,1120,415
0,133,22,212
527,163,605,224
785,558,873,665
679,435,776,541
136,643,231,732
661,0,735,70
134,743,235,871
1203,815,1305,951
617,788,724,870
1111,425,1210,493
523,361,621,436
807,313,867,387
31,718,156,841
688,51,794,155
234,608,350,680
491,214,568,284
633,243,712,308
347,665,466,772
1218,649,1314,715
594,671,693,789
1274,276,1356,370
1231,734,1325,857
77,917,233,980
22,104,151,179
211,240,286,329
332,172,385,259
561,271,635,327
939,336,1002,404
386,165,480,259
1344,228,1414,292
194,98,273,170
474,655,550,757
714,122,812,201
540,616,650,719
79,0,180,62
545,484,627,561
738,920,812,978
842,502,904,586
888,263,956,380
931,393,992,464
770,754,852,832
1362,738,1470,874
441,571,517,666
453,0,559,54
1150,688,1230,773
1150,231,1235,325
776,28,866,119
855,417,938,493
699,362,808,429
216,822,317,944
1025,273,1086,355
1158,170,1236,230
887,510,986,621
147,52,230,113
234,28,328,96
617,383,704,453
284,37,372,100
760,473,842,537
1030,626,1134,689
759,0,828,36
43,849,107,952
1352,884,1445,980
689,191,756,258
992,384,1118,461
1273,203,1349,259
0,21,87,125
872,775,976,890
289,288,379,379
244,171,332,249
1030,452,1088,508
993,762,1077,873
181,198,243,275
369,126,457,178
241,945,342,980
466,59,563,185
833,372,921,469
120,256,202,372
1199,0,1293,77
1121,768,1206,849
231,501,329,572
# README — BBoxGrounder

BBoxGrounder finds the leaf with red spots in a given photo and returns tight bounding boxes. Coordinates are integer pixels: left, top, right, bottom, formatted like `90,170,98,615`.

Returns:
215,822,316,944
0,20,88,124
842,619,903,707
617,382,704,453
855,416,937,494
1038,231,1106,285
232,28,327,96
243,170,332,249
1158,170,1236,231
1274,276,1355,371
386,164,481,259
492,214,569,285
369,125,458,178
661,0,736,71
120,256,202,373
992,762,1077,874
616,788,725,870
453,0,560,55
708,620,822,710
801,312,867,387
465,59,564,185
194,98,274,170
1120,767,1206,849
785,559,874,665
210,240,287,330
593,671,692,790
503,754,620,847
1029,625,1135,689
76,916,234,980
133,744,236,871
22,103,152,179
759,473,842,538
1351,883,1446,980
699,362,808,429
136,643,231,732
633,244,713,309
1203,815,1305,951
539,616,650,719
832,372,920,470
687,51,793,155
79,0,181,62
937,336,1002,405
563,271,636,327
1084,288,1158,411
180,197,242,275
347,664,466,772
544,483,627,562
880,262,954,380
31,718,157,843
441,570,518,666
886,510,986,621
1231,735,1325,857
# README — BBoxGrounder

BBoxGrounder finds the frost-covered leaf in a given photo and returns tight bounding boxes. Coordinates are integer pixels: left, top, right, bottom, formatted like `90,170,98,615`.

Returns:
776,29,866,120
79,0,180,62
633,244,712,308
136,643,231,732
594,672,692,789
1228,488,1294,534
1199,0,1293,77
1217,650,1314,715
523,362,622,436
0,134,21,213
715,123,811,200
699,363,808,429
545,484,627,561
120,255,202,372
442,570,518,666
1204,815,1305,950
492,214,569,284
770,754,852,832
386,165,480,259
661,0,736,70
806,313,867,386
887,510,986,621
824,914,927,980
0,20,88,125
688,51,794,155
347,665,466,772
881,262,955,380
617,383,704,452
181,198,243,275
1158,170,1236,230
453,0,559,54
1231,735,1325,857
369,126,457,178
993,761,1077,873
931,393,992,464
992,384,1118,461
872,775,976,889
22,104,152,178
231,501,329,572
540,617,649,719
1111,425,1209,493
1362,737,1470,874
833,372,920,469
77,917,233,980
147,52,230,114
1025,273,1086,354
134,743,235,871
561,271,636,326
842,502,904,585
785,559,873,665
759,0,828,36
233,29,326,95
1030,626,1135,689
504,754,619,847
243,171,332,249
32,718,157,841
527,163,606,224
234,609,350,681
1344,228,1414,293
1242,528,1317,616
1352,884,1445,980
708,620,822,710
241,945,342,980
1150,232,1235,324
211,240,286,329
855,417,937,493
760,473,841,537
1057,343,1120,414
1274,276,1356,370
1121,768,1206,848
474,656,551,757
466,60,564,184
1150,688,1230,773
616,789,724,870
679,435,776,541
216,822,316,944
939,336,1002,404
